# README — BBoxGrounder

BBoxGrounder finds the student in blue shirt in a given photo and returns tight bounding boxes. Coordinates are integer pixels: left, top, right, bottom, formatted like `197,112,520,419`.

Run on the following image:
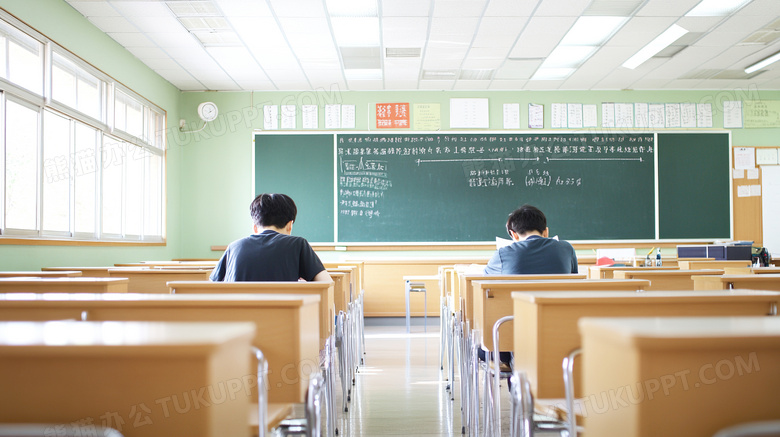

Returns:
482,204,579,373
210,193,332,283
484,204,578,275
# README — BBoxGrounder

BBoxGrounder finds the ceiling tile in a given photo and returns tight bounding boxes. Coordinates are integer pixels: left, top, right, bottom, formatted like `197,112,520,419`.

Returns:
383,17,429,47
107,32,154,47
87,16,138,33
418,79,455,90
636,0,701,17
433,1,487,18
484,0,540,17
488,79,528,89
534,0,590,17
269,0,326,17
383,0,432,17
509,17,577,58
215,0,273,17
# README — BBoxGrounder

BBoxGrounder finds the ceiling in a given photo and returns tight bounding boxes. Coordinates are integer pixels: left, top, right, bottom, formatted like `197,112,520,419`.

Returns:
62,0,780,92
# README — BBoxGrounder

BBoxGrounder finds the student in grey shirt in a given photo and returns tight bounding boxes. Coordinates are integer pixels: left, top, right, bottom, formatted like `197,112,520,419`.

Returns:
210,193,331,283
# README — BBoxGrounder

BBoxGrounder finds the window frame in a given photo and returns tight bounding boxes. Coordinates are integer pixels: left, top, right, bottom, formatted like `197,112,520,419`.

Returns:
0,10,166,245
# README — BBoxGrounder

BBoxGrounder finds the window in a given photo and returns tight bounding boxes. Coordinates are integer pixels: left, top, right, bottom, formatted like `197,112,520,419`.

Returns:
0,19,43,95
42,110,70,234
0,13,165,243
51,51,103,121
4,97,39,232
115,90,144,140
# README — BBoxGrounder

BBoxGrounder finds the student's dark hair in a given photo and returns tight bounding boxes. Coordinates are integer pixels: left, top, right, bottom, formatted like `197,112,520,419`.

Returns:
506,204,547,236
250,193,297,228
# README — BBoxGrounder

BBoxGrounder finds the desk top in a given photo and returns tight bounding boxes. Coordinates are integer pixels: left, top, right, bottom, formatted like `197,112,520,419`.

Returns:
168,280,333,290
0,277,129,285
0,320,255,350
614,269,722,277
474,279,650,290
579,316,780,348
0,292,320,307
705,274,780,283
0,271,82,277
462,273,587,280
108,268,212,274
512,289,780,304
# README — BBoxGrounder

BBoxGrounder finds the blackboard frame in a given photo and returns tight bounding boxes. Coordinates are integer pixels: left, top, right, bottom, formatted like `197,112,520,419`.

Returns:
254,131,732,244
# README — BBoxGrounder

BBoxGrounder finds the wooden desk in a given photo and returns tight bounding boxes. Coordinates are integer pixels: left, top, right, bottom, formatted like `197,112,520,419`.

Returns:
326,261,365,294
580,316,780,437
0,293,320,404
459,273,586,327
693,274,780,291
473,279,648,351
723,266,780,275
588,265,678,279
0,320,254,437
0,277,128,293
358,258,488,317
326,270,351,313
0,271,82,278
168,281,334,350
43,266,122,277
108,268,211,293
678,260,752,270
512,290,779,399
612,269,724,290
115,261,218,268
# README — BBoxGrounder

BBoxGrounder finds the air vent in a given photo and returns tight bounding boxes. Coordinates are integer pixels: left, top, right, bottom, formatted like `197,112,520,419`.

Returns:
740,30,780,45
385,48,422,58
459,69,495,80
422,70,457,80
711,70,765,80
340,47,381,69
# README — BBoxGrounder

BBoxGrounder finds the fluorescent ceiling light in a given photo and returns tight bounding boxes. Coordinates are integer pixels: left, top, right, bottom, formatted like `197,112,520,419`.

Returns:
686,0,753,17
745,51,780,74
622,24,688,69
560,16,628,46
345,68,382,80
542,46,597,68
326,0,378,17
331,17,380,46
531,68,576,80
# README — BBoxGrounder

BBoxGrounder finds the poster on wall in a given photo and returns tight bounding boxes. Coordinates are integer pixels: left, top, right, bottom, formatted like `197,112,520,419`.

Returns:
376,103,410,129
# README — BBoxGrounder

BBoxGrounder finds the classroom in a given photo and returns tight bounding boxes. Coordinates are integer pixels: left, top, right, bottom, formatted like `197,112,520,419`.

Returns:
1,0,780,436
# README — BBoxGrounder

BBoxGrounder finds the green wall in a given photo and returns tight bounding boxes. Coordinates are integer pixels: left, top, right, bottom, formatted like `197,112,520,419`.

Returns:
3,0,780,267
178,89,780,260
0,0,182,269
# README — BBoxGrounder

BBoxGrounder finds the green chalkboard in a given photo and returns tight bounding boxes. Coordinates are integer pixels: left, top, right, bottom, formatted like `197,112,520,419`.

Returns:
254,134,334,242
254,131,731,243
658,133,730,239
336,133,655,242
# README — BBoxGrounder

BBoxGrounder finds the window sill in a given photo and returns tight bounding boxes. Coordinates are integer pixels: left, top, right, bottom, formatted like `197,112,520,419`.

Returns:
0,237,166,247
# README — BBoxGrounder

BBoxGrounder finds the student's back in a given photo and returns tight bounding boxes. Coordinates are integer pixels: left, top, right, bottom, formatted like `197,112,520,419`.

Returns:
484,235,577,275
210,230,324,282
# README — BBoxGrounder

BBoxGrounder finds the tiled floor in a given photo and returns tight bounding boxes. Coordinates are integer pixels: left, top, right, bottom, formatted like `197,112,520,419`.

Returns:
335,318,463,436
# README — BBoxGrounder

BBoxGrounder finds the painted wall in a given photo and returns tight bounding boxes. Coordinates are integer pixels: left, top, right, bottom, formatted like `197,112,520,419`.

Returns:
178,88,780,261
0,0,182,269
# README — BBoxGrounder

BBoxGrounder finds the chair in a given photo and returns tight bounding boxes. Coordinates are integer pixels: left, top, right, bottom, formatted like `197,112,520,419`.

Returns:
509,371,569,437
712,421,780,437
484,315,515,436
0,425,124,436
405,280,427,332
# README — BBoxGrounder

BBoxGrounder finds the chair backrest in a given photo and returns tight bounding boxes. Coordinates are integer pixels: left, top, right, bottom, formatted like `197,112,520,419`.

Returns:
712,421,780,437
0,425,124,436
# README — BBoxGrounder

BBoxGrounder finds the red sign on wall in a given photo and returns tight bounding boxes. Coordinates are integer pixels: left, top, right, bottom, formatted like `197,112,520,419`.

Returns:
376,103,410,129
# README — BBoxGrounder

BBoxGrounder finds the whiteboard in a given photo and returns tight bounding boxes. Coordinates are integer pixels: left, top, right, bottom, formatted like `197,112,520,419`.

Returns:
762,165,780,255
